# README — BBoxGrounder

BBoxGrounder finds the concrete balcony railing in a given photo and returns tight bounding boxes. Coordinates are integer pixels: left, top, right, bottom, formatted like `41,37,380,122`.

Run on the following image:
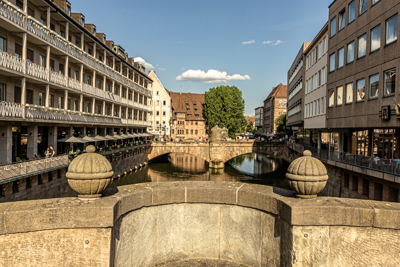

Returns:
26,61,49,81
0,51,25,73
67,77,81,91
0,101,23,118
49,70,67,87
0,154,70,182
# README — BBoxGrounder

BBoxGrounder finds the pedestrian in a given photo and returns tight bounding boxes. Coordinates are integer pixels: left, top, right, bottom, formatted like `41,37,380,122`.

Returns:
45,148,50,158
49,145,55,157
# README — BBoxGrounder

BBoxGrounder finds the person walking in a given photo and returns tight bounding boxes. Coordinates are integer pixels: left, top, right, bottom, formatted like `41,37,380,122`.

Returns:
49,145,55,157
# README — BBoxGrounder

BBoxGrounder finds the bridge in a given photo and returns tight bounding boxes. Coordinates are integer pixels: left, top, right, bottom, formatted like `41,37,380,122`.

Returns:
148,141,287,168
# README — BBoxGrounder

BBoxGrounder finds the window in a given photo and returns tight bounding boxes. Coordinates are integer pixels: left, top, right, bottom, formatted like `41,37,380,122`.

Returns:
329,89,335,107
15,42,21,58
66,4,71,16
372,0,380,5
50,23,55,31
156,100,160,106
358,34,367,58
346,83,353,103
50,59,54,71
59,63,64,75
156,91,159,96
122,90,126,98
370,25,381,52
386,15,398,45
369,74,379,99
349,1,356,23
329,53,335,72
0,36,6,52
279,100,283,105
330,17,336,37
359,0,367,15
321,67,326,84
279,110,282,115
338,47,344,68
156,111,159,116
28,7,34,17
339,9,346,31
337,86,343,105
50,94,54,107
384,69,396,96
347,41,354,63
39,54,46,67
357,79,366,101
162,111,166,116
323,37,327,54
38,92,43,106
163,100,166,106
80,17,84,26
321,97,324,113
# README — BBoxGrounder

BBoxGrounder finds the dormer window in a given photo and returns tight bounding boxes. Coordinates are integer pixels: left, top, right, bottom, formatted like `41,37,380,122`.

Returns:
66,4,71,16
80,17,84,26
103,36,106,43
92,27,96,34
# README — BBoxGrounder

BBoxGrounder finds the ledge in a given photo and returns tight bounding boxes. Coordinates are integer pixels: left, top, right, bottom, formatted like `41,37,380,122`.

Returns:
1,181,400,235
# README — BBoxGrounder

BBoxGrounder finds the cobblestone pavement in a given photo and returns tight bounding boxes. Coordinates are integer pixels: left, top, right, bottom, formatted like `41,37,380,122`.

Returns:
154,259,248,267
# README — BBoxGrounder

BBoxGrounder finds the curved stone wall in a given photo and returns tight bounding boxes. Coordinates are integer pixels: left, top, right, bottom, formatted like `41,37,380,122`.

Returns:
0,181,399,266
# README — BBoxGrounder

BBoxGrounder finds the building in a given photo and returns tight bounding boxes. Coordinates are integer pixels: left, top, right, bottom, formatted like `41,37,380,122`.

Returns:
147,71,172,138
303,23,329,146
0,0,152,164
254,106,263,131
263,83,287,134
287,42,310,132
245,115,255,127
169,92,208,140
325,0,400,201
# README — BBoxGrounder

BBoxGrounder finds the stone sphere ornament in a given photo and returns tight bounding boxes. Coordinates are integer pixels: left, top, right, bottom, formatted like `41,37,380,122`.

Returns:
66,145,114,198
286,150,328,199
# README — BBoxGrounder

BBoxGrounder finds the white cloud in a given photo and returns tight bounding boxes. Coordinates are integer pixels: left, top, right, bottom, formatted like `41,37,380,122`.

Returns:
263,41,273,44
176,69,250,84
274,40,284,46
158,68,166,71
133,57,154,70
242,40,255,45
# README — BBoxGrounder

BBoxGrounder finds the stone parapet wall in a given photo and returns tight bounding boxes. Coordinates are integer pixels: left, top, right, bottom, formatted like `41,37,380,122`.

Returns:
0,181,399,266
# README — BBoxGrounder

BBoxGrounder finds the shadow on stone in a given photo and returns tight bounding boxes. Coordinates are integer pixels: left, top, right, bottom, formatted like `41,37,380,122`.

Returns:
103,187,119,197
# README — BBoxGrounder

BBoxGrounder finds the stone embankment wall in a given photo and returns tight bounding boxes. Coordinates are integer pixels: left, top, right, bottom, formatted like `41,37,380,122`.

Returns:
110,147,150,178
0,181,399,266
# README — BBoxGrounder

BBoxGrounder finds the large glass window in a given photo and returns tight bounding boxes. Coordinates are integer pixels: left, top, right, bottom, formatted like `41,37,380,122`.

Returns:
347,41,354,63
329,53,335,72
359,0,368,15
349,1,356,23
338,47,344,68
358,34,367,58
369,74,379,99
337,86,343,105
0,37,6,52
330,17,337,37
323,37,327,54
0,83,5,102
384,68,396,96
346,83,353,103
386,15,398,45
339,9,346,31
329,89,335,107
370,25,381,52
357,79,365,101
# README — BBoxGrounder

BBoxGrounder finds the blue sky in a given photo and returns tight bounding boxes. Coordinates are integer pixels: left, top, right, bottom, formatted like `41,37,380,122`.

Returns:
70,0,332,115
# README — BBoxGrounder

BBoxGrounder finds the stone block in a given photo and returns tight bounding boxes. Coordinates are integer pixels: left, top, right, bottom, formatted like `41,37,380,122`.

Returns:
184,181,240,204
220,205,262,266
366,201,400,229
366,169,384,179
146,182,185,205
383,173,395,182
157,203,220,262
237,183,279,215
261,212,281,267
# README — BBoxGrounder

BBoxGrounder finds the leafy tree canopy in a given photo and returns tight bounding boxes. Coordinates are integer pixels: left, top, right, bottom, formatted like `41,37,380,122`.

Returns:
275,114,292,136
204,85,246,138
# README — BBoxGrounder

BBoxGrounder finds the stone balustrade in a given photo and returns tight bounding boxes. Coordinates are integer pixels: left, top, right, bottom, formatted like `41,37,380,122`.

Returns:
0,181,398,266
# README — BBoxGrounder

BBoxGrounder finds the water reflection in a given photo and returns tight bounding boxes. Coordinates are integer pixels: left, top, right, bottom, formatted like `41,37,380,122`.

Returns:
109,152,290,190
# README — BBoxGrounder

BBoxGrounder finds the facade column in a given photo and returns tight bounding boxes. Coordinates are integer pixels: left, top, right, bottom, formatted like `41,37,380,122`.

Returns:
81,33,84,50
80,64,84,83
92,98,96,114
119,105,122,118
46,7,50,28
112,57,115,69
22,33,27,72
64,90,68,110
45,85,50,107
0,126,12,164
46,46,50,70
120,62,123,74
65,22,69,41
103,76,106,91
93,70,96,87
112,80,115,94
93,42,96,58
104,50,107,64
79,94,83,112
119,84,122,97
102,101,106,116
111,103,114,117
48,126,58,155
21,78,26,106
23,0,27,13
27,126,38,159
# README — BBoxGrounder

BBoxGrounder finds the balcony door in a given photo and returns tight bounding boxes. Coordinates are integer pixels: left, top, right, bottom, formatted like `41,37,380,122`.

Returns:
14,86,21,103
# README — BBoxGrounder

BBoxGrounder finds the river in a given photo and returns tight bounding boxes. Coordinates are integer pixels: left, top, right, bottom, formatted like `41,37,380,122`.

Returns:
109,152,290,190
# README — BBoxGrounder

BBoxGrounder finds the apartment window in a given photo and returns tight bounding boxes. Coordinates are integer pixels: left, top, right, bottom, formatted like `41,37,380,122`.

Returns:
50,94,54,108
337,86,343,106
284,100,287,106
80,17,84,26
66,4,71,15
128,92,132,100
163,100,166,106
347,41,354,63
279,110,282,115
156,91,159,96
87,103,92,113
27,48,34,62
330,17,336,37
39,54,46,67
384,69,396,96
16,0,23,9
369,74,379,99
359,0,367,15
0,36,6,52
28,7,34,17
357,79,366,101
348,1,356,23
338,47,344,68
358,34,367,58
329,53,335,72
49,59,54,71
156,100,160,106
323,37,327,54
279,100,283,105
321,67,326,84
156,111,159,116
372,0,380,4
346,83,353,103
40,16,46,26
87,75,92,85
59,63,65,75
163,111,166,116
329,89,335,107
339,9,346,31
283,109,287,114
122,90,126,98
370,25,381,52
386,15,398,45
38,92,43,106
321,97,324,113
50,23,55,31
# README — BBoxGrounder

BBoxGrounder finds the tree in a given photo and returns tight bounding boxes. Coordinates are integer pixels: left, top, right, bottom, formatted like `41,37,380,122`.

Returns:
204,85,247,138
274,114,292,136
246,121,256,133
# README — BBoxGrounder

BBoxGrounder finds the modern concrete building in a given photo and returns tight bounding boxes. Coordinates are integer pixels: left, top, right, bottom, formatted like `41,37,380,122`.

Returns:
147,71,172,139
263,83,287,134
254,106,263,131
287,42,310,132
0,1,152,171
169,92,208,140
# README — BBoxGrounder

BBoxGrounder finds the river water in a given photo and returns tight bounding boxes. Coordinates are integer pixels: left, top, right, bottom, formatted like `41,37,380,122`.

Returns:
110,152,290,190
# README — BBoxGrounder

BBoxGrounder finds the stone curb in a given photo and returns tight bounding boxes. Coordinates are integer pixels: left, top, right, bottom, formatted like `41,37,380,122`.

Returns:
1,181,400,235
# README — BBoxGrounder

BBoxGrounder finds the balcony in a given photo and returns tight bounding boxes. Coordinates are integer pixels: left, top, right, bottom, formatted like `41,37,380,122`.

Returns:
0,155,70,184
0,0,152,97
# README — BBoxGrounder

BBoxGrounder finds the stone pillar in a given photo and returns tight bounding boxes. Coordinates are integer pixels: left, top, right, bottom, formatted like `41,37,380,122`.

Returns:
65,22,69,41
111,103,115,117
22,33,27,66
64,90,68,110
104,50,107,64
112,80,115,94
45,85,50,107
102,101,105,116
21,78,26,106
92,98,96,114
27,126,38,159
65,56,69,78
93,70,96,87
112,57,115,69
0,125,12,165
23,0,27,13
120,62,123,74
119,105,122,118
79,94,83,112
103,76,106,91
93,42,96,58
81,33,84,50
48,126,58,155
80,64,84,83
46,45,50,70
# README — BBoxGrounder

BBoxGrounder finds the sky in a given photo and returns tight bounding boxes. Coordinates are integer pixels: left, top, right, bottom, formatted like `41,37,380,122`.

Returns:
70,0,332,115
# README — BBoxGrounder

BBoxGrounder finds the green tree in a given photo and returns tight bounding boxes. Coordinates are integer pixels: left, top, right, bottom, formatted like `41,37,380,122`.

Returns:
274,114,292,136
246,121,256,133
204,85,246,138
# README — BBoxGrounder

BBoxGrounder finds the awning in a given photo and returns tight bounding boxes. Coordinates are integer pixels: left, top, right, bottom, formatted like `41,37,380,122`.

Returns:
131,133,139,138
113,135,124,140
57,136,86,143
82,136,97,142
93,135,107,141
126,133,135,138
120,134,129,139
104,135,117,140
